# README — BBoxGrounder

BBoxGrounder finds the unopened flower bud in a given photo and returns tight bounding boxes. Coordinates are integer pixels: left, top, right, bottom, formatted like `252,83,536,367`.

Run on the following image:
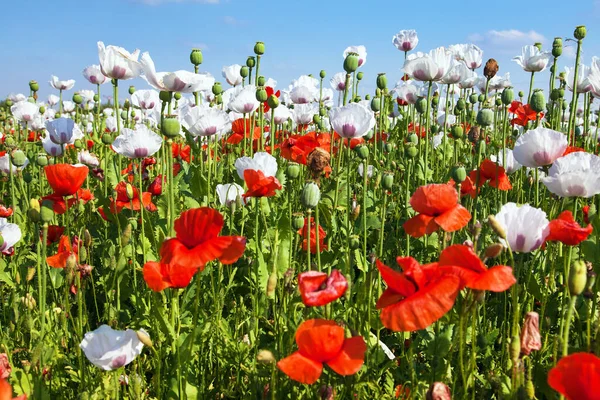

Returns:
256,350,275,364
510,335,521,363
136,329,153,348
569,260,587,296
518,90,524,99
382,173,393,190
484,243,505,259
356,71,364,81
483,58,499,80
66,253,77,272
266,271,277,297
301,182,321,209
405,144,418,158
520,312,541,356
267,95,279,110
121,223,132,246
488,215,507,239
501,88,514,105
349,235,360,250
292,214,305,230
319,70,326,79
376,73,387,90
534,42,543,51
72,93,83,105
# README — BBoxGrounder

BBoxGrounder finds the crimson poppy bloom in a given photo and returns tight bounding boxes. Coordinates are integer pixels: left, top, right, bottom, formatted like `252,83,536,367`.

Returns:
583,205,591,224
280,132,331,165
45,164,89,197
147,175,164,196
43,225,65,245
0,206,13,218
548,352,600,400
376,258,461,332
227,118,262,145
46,235,79,268
172,142,191,163
475,159,512,190
403,184,471,238
43,188,94,215
298,217,327,254
509,101,538,127
546,210,593,246
277,319,366,384
242,170,282,199
262,86,280,113
160,207,246,270
142,261,199,292
110,182,157,213
298,270,347,307
437,244,516,292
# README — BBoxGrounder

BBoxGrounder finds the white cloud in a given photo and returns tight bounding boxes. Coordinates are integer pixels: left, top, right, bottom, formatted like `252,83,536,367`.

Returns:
468,29,547,54
223,16,239,25
134,0,219,5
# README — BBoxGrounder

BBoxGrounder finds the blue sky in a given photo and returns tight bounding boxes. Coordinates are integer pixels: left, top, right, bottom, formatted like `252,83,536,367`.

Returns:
1,0,599,102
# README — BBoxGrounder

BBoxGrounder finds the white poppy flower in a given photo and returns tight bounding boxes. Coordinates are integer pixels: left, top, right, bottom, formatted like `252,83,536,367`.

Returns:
131,90,160,111
140,52,214,93
0,154,29,174
11,101,40,123
112,125,163,159
491,149,522,174
45,117,84,145
343,45,367,67
80,325,145,371
513,127,568,168
49,75,75,91
392,30,419,52
182,107,231,138
329,103,376,139
78,150,100,168
292,103,318,125
234,152,277,180
222,64,243,87
82,65,108,85
0,218,22,255
228,85,260,114
97,41,143,81
403,47,453,82
541,152,600,198
512,45,551,73
495,203,550,253
216,183,245,206
330,72,352,92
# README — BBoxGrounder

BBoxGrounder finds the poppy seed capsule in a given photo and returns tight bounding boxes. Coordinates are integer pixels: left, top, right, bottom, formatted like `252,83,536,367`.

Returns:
469,94,478,104
451,125,464,139
292,215,305,230
40,200,55,223
257,75,266,87
530,91,545,113
343,53,359,73
382,173,393,190
101,133,113,145
312,114,321,125
476,109,494,127
286,163,301,180
267,95,279,109
488,215,507,239
405,144,418,158
377,73,387,90
450,166,467,183
483,58,499,80
38,154,49,168
370,97,381,112
355,145,369,160
256,88,268,102
569,260,587,296
254,41,265,55
128,86,135,95
407,133,419,144
161,116,181,138
29,80,39,92
574,25,586,40
319,70,326,79
349,235,360,249
190,48,203,66
173,92,182,101
550,89,561,101
301,182,321,209
211,82,223,96
415,97,427,114
246,56,256,68
552,37,563,58
357,71,364,81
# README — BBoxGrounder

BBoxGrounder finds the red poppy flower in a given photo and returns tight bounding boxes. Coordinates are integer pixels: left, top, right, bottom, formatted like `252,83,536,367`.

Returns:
298,270,347,307
408,122,426,138
160,207,246,270
281,132,331,165
563,146,585,156
583,205,591,224
263,86,281,113
172,143,191,163
403,184,471,238
142,261,199,292
45,164,89,197
43,225,65,245
297,217,327,253
546,210,593,246
110,182,157,213
0,206,13,218
437,244,516,292
0,378,27,400
46,235,79,268
43,188,94,215
476,159,512,190
548,352,600,400
509,101,538,127
227,118,262,145
242,169,282,199
333,133,364,149
148,175,164,196
277,319,366,384
376,258,461,331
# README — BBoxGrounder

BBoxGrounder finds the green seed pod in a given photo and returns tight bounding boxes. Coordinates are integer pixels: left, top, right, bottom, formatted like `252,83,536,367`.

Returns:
552,37,563,58
415,97,427,114
292,214,305,230
319,107,327,117
71,92,82,105
27,96,35,103
101,133,113,145
363,130,374,141
376,73,387,90
257,76,266,87
120,110,128,120
530,90,546,113
476,109,494,127
534,42,543,51
128,86,136,95
29,80,39,92
93,94,99,102
469,94,478,104
246,56,256,68
364,94,371,100
301,182,321,209
349,235,360,250
405,144,418,158
173,92,182,101
5,99,12,107
518,90,524,98
343,53,359,74
161,116,181,138
477,139,486,156
510,335,521,363
357,71,364,81
254,41,265,55
450,165,467,183
319,70,326,79
355,145,369,160
569,260,587,296
312,114,321,126
36,155,48,167
286,163,301,180
267,95,279,110
451,125,464,139
23,172,32,184
382,173,393,190
40,200,55,223
384,143,393,153
11,150,27,167
456,98,466,111
407,133,419,144
550,88,561,101
370,97,381,112
256,88,268,102
79,246,88,263
39,106,46,115
430,124,440,135
477,94,485,103
574,25,586,40
431,96,439,107
525,380,535,399
190,48,203,66
240,66,249,78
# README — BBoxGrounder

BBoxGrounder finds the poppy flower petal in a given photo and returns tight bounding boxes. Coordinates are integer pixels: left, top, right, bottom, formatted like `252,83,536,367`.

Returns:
376,260,417,297
326,336,367,376
548,352,600,400
409,184,459,215
547,211,593,246
295,319,345,363
376,288,405,309
45,164,89,197
299,270,348,307
468,266,516,292
434,205,471,232
174,208,225,249
277,352,323,385
380,275,461,332
190,236,247,267
142,261,171,292
439,244,486,272
46,252,70,269
403,214,437,238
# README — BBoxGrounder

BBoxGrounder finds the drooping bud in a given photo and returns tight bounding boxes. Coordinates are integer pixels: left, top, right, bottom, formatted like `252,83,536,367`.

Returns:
520,312,541,356
488,215,507,239
28,199,41,223
301,182,321,209
161,116,181,138
343,53,359,74
426,382,452,400
136,329,153,348
121,223,132,246
483,59,499,80
574,25,586,40
451,125,464,139
190,48,203,66
510,335,521,363
125,183,135,201
569,260,587,296
254,41,265,55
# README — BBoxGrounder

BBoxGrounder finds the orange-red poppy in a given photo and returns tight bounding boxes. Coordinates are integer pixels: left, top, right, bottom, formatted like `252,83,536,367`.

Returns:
110,182,157,213
277,319,366,384
43,188,94,215
376,258,461,331
0,206,13,218
563,146,585,156
0,378,27,400
172,142,191,163
298,270,347,307
142,261,199,292
227,118,262,145
280,132,331,165
46,235,79,268
242,170,282,199
403,184,471,238
474,159,512,191
548,352,600,400
160,207,246,270
45,164,89,197
509,101,539,127
297,217,327,254
546,210,593,246
437,244,516,292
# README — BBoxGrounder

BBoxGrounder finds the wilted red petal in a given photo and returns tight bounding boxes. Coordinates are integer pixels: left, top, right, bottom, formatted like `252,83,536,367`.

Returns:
296,319,345,363
548,352,600,400
326,336,366,376
277,352,323,384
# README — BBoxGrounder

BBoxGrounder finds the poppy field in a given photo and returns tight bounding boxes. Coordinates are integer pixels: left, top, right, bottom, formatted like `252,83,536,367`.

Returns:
1,25,600,399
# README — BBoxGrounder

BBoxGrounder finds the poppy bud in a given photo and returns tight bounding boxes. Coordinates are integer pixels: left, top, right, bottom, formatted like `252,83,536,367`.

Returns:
343,53,359,73
351,204,361,221
476,109,493,127
39,105,46,115
349,235,360,249
476,139,486,156
254,41,265,55
72,93,83,105
525,380,535,399
93,94,99,102
301,182,321,209
456,98,466,111
407,133,419,144
376,73,387,90
430,124,440,135
451,125,464,139
40,200,55,223
319,70,326,79
124,183,135,201
382,173,393,190
384,143,393,153
21,293,36,310
256,88,268,102
510,335,521,363
569,260,587,296
405,144,418,158
136,329,153,348
574,25,586,40
415,97,427,114
561,100,567,111
319,107,327,117
530,90,545,113
552,37,563,58
101,133,113,145
520,312,541,356
484,243,505,259
365,94,371,100
469,94,478,104
11,150,27,167
267,95,279,110
161,116,181,138
483,58,499,80
488,215,507,239
286,163,301,180
478,94,485,103
550,89,561,101
357,71,364,81
257,350,275,364
36,154,48,167
431,96,439,108
29,80,39,92
210,82,223,96
121,223,132,246
5,99,12,107
370,97,381,112
84,230,92,247
266,271,277,297
426,382,451,400
292,215,305,230
450,166,467,183
257,75,266,87
190,48,203,66
355,145,369,160
27,199,41,223
246,56,256,68
518,90,524,98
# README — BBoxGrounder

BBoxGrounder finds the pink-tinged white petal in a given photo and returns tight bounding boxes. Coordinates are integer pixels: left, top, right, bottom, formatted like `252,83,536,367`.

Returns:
513,127,568,168
541,152,600,198
495,203,549,253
